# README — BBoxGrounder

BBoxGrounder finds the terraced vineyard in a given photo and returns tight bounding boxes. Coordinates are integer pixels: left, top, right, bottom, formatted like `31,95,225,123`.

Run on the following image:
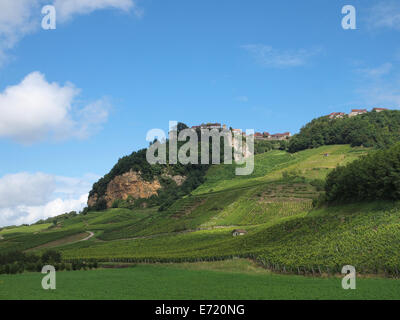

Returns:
4,144,399,278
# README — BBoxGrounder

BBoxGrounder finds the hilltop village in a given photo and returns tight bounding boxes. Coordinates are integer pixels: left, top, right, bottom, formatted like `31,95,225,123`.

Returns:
191,108,392,142
191,123,291,141
328,107,389,119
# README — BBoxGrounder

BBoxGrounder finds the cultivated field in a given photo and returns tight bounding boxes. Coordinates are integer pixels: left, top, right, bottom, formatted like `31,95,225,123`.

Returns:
1,260,399,300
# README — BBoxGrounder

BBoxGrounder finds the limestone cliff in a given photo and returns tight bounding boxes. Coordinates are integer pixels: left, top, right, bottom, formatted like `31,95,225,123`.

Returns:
88,170,186,208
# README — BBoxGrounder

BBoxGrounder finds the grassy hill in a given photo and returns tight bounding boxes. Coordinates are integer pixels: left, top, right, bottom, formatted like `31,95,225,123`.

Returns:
3,145,386,273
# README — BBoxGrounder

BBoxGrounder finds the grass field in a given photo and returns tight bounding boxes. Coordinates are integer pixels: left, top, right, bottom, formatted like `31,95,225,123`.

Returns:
1,260,399,300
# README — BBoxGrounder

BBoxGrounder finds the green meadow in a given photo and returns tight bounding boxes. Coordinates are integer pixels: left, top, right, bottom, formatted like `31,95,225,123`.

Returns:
1,261,399,300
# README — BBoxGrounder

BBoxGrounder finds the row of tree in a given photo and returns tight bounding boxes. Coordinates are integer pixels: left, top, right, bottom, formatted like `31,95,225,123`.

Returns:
254,139,288,154
288,110,400,153
0,250,98,274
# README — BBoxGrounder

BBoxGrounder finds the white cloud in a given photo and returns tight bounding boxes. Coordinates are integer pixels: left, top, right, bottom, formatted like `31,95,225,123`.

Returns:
53,0,141,22
357,85,400,109
0,1,40,46
367,1,400,31
241,44,322,68
353,61,400,109
54,173,99,196
235,96,249,102
356,63,393,79
0,172,98,227
0,0,140,66
0,194,89,227
75,98,111,139
0,173,55,208
0,0,40,66
0,71,109,144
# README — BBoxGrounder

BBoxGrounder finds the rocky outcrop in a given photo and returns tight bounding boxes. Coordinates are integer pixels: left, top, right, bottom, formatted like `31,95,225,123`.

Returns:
87,193,99,208
88,170,186,208
104,171,161,207
164,174,186,186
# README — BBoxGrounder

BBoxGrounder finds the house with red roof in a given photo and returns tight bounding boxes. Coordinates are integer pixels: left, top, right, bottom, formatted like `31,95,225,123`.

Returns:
328,112,346,119
372,108,388,113
270,132,291,140
191,123,222,130
349,109,367,117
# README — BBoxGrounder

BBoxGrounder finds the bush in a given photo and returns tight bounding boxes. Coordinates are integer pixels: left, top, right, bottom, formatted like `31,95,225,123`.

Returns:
282,170,306,183
325,143,400,203
92,198,108,211
58,263,66,271
25,263,37,272
310,179,325,191
42,250,62,264
8,263,19,274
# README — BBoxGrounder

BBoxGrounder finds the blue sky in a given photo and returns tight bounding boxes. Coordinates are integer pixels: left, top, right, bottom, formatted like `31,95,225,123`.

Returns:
0,0,398,226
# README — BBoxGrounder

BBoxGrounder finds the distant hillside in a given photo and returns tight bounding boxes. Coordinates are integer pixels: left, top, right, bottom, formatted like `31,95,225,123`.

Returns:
288,110,400,153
